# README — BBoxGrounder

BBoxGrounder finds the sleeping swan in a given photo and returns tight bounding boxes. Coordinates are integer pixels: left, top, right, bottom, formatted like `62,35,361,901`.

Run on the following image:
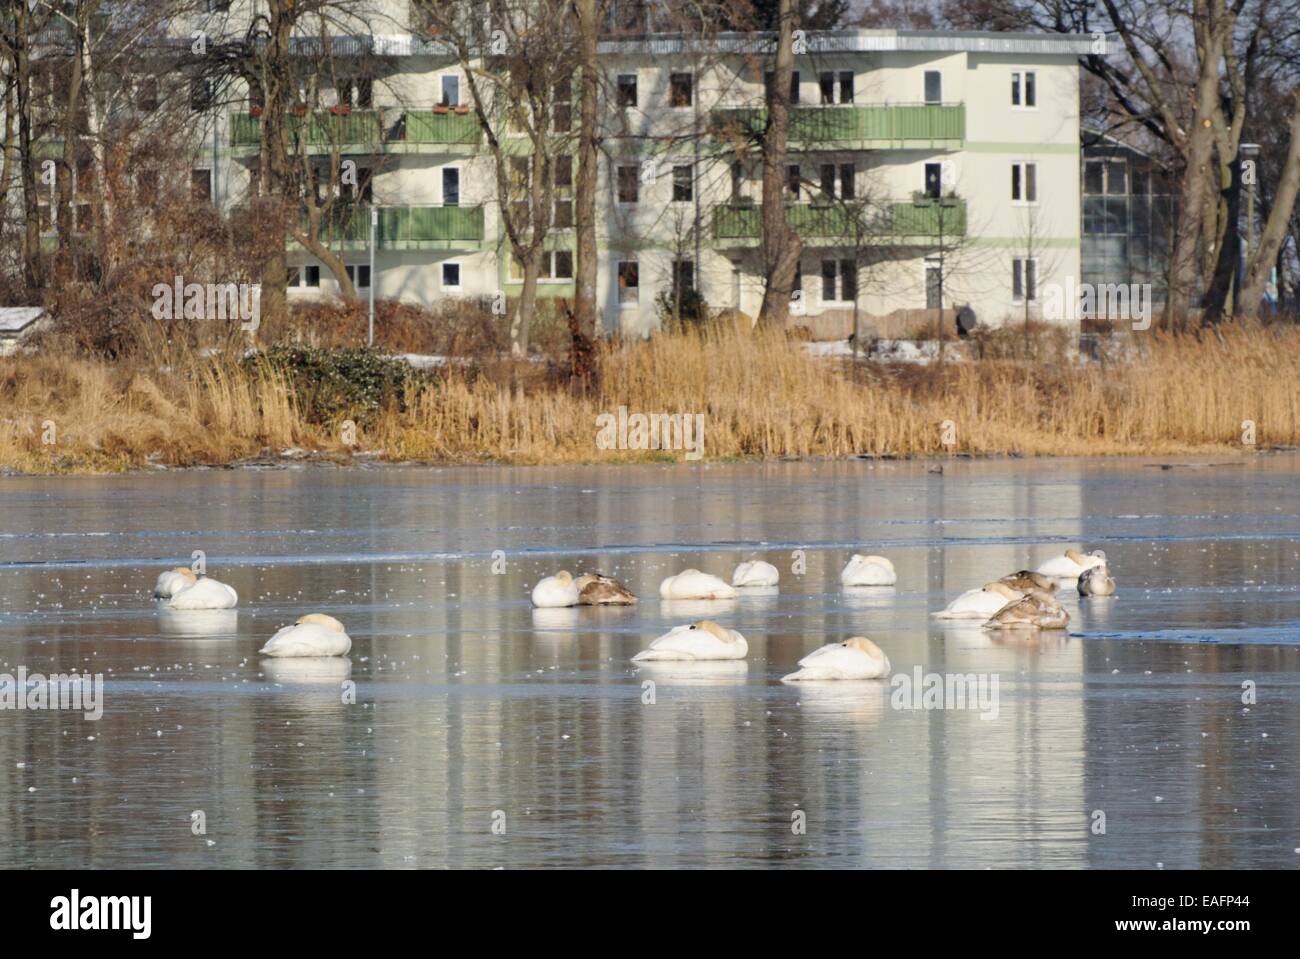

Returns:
732,560,779,587
1036,549,1107,579
260,614,352,657
782,636,891,681
933,581,1023,620
631,620,747,661
984,590,1069,630
841,554,897,587
159,570,238,610
659,569,739,600
575,573,637,605
153,567,196,599
532,571,580,608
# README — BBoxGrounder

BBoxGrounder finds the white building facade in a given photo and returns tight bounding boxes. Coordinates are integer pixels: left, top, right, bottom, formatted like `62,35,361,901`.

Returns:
189,7,1093,338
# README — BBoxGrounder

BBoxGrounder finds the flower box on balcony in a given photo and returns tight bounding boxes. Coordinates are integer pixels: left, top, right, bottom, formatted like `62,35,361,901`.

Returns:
329,105,352,116
432,104,450,115
453,105,470,115
290,105,308,116
249,106,264,118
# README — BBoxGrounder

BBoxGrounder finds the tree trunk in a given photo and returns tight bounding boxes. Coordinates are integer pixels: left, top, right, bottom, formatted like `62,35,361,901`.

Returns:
756,0,802,329
1166,14,1224,328
510,249,542,356
1201,156,1241,323
1238,92,1300,317
78,4,111,275
573,0,600,340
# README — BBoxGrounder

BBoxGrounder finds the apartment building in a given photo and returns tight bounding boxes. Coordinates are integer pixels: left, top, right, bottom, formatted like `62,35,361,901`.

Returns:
185,6,1094,337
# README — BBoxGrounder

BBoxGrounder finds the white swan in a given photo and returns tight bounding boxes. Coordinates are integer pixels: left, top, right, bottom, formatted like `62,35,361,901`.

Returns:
260,614,352,657
732,560,779,587
1078,564,1116,596
1036,549,1107,579
160,571,238,610
841,554,897,586
782,636,891,681
658,569,739,600
631,620,747,661
531,570,580,608
932,581,1023,619
153,567,195,599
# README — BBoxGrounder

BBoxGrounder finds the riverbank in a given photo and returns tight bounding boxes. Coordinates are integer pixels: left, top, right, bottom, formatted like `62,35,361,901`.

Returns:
2,323,1297,474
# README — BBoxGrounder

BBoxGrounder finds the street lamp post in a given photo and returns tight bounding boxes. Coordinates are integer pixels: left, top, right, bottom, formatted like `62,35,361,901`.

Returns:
368,206,378,347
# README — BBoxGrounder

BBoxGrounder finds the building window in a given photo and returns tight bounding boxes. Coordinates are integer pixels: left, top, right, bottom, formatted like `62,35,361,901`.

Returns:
731,162,744,201
617,164,639,203
617,74,637,108
1012,257,1037,301
672,165,693,202
820,70,854,104
821,259,856,302
924,70,942,104
840,164,855,200
191,168,212,201
669,73,692,107
672,259,695,295
439,75,460,107
346,264,371,289
617,260,639,305
340,77,373,108
787,164,800,198
924,162,942,199
552,250,573,280
190,78,212,112
304,265,321,288
442,262,461,289
1011,71,1036,109
442,167,460,207
925,260,941,309
554,78,571,132
1012,162,1038,203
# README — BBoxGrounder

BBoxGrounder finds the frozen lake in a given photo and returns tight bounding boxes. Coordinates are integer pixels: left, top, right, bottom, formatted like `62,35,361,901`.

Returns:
1,456,1298,868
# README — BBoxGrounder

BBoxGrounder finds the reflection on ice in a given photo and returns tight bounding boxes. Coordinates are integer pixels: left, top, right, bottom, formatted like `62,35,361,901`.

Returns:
658,598,738,619
157,608,239,637
633,659,749,685
841,585,897,608
262,655,353,686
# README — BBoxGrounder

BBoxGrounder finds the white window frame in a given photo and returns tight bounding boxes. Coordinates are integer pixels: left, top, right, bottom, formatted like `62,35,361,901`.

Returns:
441,165,461,207
440,74,460,107
1011,70,1037,110
1011,161,1039,205
345,264,371,290
538,250,574,284
441,261,462,291
1011,256,1038,303
923,70,942,105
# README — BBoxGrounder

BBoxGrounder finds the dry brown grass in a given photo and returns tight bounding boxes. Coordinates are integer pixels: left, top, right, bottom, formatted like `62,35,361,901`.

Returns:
2,322,1297,473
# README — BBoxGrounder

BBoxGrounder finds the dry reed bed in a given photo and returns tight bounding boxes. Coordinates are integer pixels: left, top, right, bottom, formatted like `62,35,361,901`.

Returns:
2,324,1297,473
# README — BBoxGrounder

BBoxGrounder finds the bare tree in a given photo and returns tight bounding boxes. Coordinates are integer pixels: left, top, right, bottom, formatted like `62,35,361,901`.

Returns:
755,0,801,327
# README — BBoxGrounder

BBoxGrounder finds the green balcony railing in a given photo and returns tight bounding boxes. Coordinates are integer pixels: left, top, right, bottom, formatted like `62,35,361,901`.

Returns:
231,109,481,149
711,199,966,241
231,109,384,148
711,103,965,147
311,205,485,246
403,110,481,145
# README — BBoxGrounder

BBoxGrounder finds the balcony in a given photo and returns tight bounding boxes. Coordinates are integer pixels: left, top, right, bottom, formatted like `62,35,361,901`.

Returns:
711,198,966,245
230,108,481,153
711,103,965,150
309,204,486,250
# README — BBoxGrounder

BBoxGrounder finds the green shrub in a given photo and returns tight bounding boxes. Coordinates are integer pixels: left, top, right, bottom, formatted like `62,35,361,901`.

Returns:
246,345,432,426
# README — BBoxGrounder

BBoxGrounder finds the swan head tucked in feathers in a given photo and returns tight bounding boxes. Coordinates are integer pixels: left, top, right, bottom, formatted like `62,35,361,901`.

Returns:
689,620,736,643
843,636,886,657
173,567,198,583
553,571,573,585
295,613,346,632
